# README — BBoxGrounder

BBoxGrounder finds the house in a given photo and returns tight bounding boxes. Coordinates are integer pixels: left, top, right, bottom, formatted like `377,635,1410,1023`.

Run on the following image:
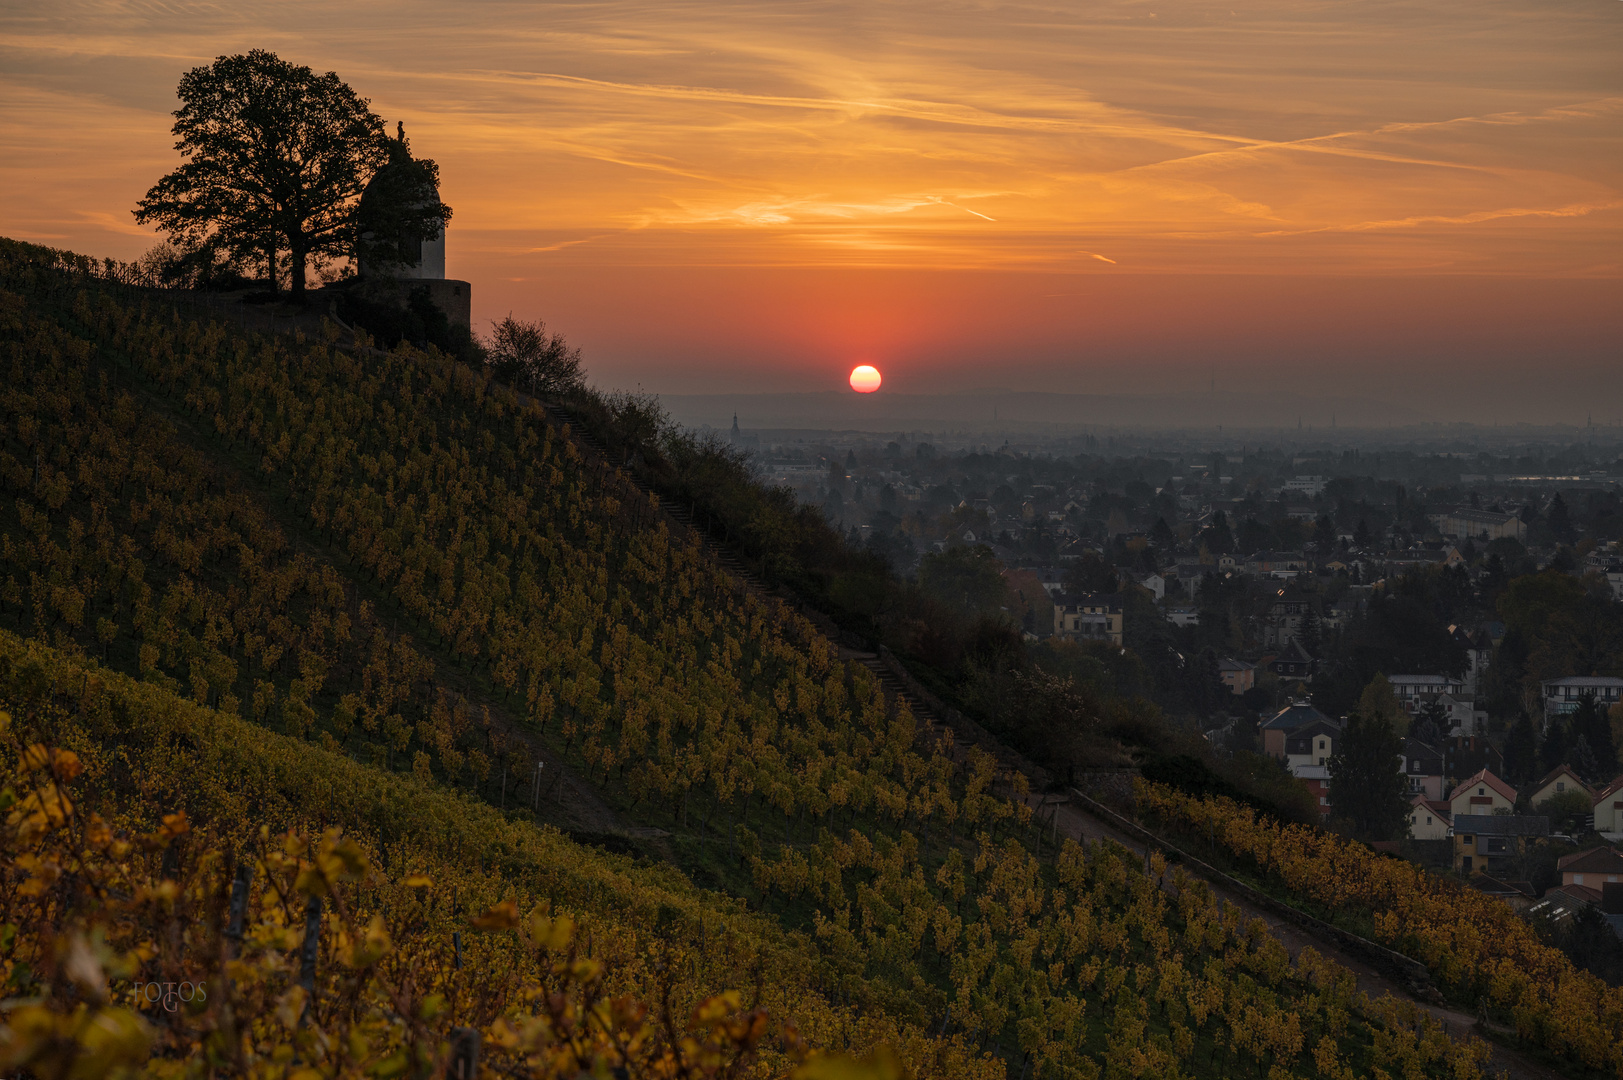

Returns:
1401,739,1446,800
1435,693,1486,737
1173,561,1211,596
1165,607,1200,627
1284,476,1328,497
1540,677,1623,724
1261,701,1336,759
1294,764,1332,817
1122,571,1165,601
1262,586,1312,646
1286,720,1340,772
1447,769,1517,818
1428,507,1526,543
1218,658,1257,696
1444,736,1503,790
1556,847,1623,889
1248,552,1311,580
1031,567,1066,597
1453,814,1549,874
1592,776,1623,835
1449,625,1494,694
1408,795,1451,840
1388,674,1467,716
1269,638,1316,683
1525,765,1593,811
1053,593,1124,646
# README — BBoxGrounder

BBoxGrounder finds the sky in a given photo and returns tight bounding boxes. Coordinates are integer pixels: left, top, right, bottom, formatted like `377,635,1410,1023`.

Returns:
1,0,1620,421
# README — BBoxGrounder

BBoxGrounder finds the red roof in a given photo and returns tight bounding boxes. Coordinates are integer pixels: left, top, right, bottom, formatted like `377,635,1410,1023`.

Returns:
1447,768,1517,806
1529,764,1594,800
1556,846,1623,875
1594,775,1623,803
1554,883,1604,906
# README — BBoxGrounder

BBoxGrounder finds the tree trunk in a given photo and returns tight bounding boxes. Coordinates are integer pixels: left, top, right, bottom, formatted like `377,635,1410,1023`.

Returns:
265,247,278,295
290,240,307,299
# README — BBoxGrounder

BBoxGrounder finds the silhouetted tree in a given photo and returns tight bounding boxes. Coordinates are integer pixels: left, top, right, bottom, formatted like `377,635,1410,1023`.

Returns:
1202,511,1234,555
1299,606,1322,658
1151,516,1176,549
1313,515,1336,550
1570,694,1616,783
135,50,408,298
485,315,583,396
1328,711,1409,840
1063,553,1117,596
1503,714,1539,785
1547,493,1577,545
918,545,1007,618
1540,718,1569,775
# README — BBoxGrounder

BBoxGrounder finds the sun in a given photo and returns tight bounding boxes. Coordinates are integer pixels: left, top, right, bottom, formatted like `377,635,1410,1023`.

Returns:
849,364,882,393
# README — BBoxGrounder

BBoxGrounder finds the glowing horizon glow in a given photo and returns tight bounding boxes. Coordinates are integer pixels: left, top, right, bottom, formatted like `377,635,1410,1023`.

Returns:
849,365,882,394
0,1,1619,418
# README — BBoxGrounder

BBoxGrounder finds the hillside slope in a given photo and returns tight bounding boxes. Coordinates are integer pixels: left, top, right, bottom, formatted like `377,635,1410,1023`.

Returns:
0,239,1500,1078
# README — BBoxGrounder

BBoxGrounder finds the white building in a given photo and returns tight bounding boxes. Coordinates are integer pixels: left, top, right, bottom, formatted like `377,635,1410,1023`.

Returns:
1541,676,1623,724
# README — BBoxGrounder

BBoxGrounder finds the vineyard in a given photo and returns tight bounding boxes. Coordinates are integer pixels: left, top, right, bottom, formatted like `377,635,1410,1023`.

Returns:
0,631,979,1080
0,237,1507,1077
1139,778,1623,1073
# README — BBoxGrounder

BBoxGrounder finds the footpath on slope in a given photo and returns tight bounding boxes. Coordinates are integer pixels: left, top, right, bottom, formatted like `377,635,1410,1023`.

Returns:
520,397,1569,1080
1043,790,1570,1080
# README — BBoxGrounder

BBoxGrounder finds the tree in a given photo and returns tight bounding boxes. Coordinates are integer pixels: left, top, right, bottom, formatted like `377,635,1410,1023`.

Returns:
1313,515,1336,550
1569,694,1616,784
1409,697,1445,745
1546,493,1577,545
1327,711,1408,840
1540,719,1568,775
1190,648,1226,717
1063,553,1117,596
135,50,398,297
486,315,585,396
1357,674,1407,740
1503,714,1539,785
1202,511,1234,555
918,545,1007,618
1151,516,1176,550
1299,606,1322,658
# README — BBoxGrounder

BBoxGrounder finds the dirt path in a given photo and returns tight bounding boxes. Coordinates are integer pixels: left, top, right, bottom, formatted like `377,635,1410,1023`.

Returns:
1041,796,1567,1080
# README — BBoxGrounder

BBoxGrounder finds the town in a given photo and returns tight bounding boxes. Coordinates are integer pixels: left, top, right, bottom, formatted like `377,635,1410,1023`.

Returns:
731,416,1623,947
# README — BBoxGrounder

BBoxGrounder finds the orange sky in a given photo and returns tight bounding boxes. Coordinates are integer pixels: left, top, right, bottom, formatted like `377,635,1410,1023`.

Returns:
1,0,1620,418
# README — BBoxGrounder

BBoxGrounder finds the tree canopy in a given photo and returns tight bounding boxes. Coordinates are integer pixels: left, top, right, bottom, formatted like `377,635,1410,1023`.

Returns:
1327,710,1408,840
485,315,584,396
135,50,415,297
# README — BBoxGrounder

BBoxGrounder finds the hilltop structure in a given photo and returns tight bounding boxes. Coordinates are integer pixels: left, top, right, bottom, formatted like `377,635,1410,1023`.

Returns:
354,123,470,327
